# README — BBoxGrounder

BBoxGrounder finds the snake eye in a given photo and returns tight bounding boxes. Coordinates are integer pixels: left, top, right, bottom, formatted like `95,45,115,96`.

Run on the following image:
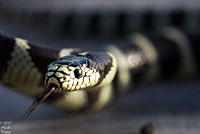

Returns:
74,68,82,78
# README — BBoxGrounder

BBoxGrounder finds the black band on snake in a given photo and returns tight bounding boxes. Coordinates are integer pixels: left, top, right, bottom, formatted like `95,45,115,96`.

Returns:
0,27,200,124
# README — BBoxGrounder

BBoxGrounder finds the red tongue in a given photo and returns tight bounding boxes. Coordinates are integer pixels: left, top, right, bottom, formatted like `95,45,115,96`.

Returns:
18,87,55,127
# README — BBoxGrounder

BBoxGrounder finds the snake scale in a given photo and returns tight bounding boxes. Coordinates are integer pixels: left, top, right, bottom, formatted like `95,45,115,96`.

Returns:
0,3,200,122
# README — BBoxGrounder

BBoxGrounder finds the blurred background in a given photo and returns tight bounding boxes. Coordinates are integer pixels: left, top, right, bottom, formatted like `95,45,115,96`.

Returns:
0,0,200,133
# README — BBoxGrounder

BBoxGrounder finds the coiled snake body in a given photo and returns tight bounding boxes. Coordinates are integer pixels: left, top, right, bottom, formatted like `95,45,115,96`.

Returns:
0,27,200,122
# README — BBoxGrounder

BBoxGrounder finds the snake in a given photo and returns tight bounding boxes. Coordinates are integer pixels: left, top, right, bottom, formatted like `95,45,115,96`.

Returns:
0,1,200,124
0,27,200,124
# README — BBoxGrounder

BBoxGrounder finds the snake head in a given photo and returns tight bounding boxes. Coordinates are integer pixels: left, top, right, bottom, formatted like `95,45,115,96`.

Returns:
45,55,101,92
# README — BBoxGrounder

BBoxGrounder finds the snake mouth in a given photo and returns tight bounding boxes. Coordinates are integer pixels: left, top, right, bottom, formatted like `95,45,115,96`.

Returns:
45,60,101,92
48,83,58,90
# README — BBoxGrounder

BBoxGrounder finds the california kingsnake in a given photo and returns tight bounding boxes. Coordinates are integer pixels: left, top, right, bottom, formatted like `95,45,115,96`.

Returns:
0,27,200,123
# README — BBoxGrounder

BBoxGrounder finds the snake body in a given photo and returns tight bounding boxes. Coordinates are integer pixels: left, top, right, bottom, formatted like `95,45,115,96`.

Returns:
2,9,200,36
0,34,119,111
0,27,200,113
